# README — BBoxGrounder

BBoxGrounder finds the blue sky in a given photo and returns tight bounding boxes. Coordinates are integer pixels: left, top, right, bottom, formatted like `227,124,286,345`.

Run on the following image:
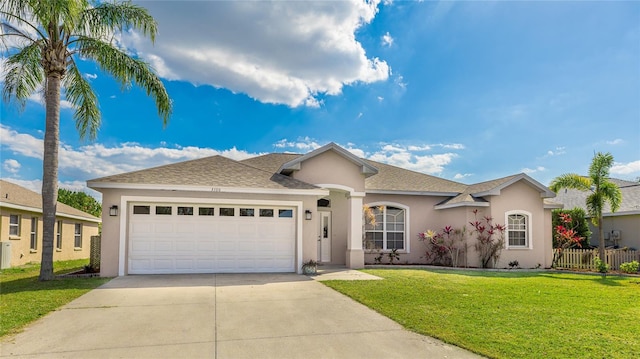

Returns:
1,0,639,199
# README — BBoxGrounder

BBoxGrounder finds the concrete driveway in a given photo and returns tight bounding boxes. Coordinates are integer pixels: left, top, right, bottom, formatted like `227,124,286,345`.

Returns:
1,273,481,359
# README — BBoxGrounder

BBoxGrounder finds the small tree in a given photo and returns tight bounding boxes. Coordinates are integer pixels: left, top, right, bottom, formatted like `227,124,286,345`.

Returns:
551,208,591,248
469,210,505,268
57,188,101,218
550,152,622,262
551,212,585,267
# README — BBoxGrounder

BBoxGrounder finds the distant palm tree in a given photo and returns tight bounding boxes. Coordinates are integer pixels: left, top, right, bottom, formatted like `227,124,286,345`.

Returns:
550,152,622,261
1,0,171,280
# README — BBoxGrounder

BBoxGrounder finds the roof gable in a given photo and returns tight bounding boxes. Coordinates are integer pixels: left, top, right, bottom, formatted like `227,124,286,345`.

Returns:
278,143,378,178
468,173,555,198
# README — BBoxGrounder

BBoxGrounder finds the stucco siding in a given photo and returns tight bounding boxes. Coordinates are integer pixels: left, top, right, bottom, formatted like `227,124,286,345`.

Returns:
292,150,366,192
589,214,640,249
0,208,97,267
486,181,552,268
363,194,451,264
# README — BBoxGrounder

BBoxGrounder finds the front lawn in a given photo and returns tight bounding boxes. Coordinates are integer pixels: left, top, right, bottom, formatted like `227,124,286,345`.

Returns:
0,259,111,338
323,269,640,359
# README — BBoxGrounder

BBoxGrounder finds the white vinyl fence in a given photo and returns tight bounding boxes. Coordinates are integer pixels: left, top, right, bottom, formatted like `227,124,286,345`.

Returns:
553,248,639,271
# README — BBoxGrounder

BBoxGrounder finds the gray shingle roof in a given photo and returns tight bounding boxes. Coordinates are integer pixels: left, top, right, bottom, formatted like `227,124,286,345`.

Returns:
89,155,319,190
554,179,640,214
88,148,555,206
362,160,467,193
0,179,101,221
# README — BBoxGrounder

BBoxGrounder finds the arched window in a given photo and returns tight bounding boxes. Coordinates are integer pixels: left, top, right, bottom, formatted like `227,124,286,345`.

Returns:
364,204,408,251
505,211,532,249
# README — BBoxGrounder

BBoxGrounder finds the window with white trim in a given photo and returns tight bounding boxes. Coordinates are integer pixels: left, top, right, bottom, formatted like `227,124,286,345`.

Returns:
9,214,20,236
30,217,38,250
506,211,531,248
74,224,83,248
56,220,63,250
364,205,406,251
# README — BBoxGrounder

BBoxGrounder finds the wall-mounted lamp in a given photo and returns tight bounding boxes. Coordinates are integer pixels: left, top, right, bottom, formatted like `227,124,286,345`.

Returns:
305,210,312,220
109,205,119,217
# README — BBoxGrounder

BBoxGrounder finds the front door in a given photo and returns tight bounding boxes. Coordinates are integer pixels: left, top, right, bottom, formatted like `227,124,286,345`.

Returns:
317,211,331,263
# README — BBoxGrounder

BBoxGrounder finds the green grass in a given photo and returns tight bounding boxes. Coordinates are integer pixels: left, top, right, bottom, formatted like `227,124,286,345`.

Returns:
323,269,640,359
0,259,111,338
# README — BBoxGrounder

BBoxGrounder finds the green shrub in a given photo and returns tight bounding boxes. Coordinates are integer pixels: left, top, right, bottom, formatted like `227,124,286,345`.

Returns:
552,208,591,248
619,261,639,274
594,257,609,273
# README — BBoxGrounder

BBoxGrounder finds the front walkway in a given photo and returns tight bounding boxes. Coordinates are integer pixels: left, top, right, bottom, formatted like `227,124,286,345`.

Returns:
1,273,481,358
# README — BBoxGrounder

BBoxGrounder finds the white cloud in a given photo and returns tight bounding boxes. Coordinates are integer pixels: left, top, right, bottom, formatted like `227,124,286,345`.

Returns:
454,173,473,180
545,146,566,157
122,1,390,108
3,159,21,174
521,166,546,174
606,139,624,145
274,137,322,152
377,96,384,102
381,32,394,47
610,160,640,175
84,73,98,80
0,124,261,182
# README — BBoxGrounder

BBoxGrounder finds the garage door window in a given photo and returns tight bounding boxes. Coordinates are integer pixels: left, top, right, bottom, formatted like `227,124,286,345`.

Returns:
240,208,255,217
260,209,274,217
133,206,150,214
199,207,215,216
178,206,193,215
220,208,235,216
156,206,172,215
278,209,293,218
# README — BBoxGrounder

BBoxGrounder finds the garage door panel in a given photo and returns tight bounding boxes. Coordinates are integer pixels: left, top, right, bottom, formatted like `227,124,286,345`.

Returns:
129,203,296,274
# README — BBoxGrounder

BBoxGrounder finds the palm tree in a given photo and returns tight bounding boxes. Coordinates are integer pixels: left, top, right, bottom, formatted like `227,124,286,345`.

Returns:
1,0,171,280
549,152,622,261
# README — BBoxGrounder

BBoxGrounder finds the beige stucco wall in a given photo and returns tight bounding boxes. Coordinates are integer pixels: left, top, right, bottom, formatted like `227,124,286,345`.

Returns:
98,188,320,277
589,214,640,249
485,181,553,268
363,194,452,264
0,208,97,267
361,181,553,269
292,150,366,192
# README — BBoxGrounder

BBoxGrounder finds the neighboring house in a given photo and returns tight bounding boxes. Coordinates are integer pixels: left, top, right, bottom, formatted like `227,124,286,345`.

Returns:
0,180,101,268
553,178,640,250
88,143,561,276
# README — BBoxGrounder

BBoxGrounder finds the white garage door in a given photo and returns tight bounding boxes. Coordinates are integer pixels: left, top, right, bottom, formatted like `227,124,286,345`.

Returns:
128,203,296,274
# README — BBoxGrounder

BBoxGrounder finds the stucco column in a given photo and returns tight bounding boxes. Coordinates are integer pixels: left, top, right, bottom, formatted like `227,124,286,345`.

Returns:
346,192,365,269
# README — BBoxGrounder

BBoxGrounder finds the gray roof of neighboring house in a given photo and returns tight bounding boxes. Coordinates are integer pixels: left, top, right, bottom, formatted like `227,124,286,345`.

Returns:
0,180,101,222
89,155,319,190
553,179,640,215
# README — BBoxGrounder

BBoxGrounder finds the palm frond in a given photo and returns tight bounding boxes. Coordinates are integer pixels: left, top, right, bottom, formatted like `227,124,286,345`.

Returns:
599,181,622,213
77,36,171,123
63,62,100,140
78,1,157,42
549,173,591,193
2,41,44,107
588,152,614,187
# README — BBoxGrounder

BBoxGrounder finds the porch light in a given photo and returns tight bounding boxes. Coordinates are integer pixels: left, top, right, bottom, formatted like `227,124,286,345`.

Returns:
305,210,312,220
109,205,119,217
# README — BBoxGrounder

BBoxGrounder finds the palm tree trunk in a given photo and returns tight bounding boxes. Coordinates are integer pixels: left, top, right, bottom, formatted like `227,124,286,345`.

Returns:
39,74,61,281
597,214,605,262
